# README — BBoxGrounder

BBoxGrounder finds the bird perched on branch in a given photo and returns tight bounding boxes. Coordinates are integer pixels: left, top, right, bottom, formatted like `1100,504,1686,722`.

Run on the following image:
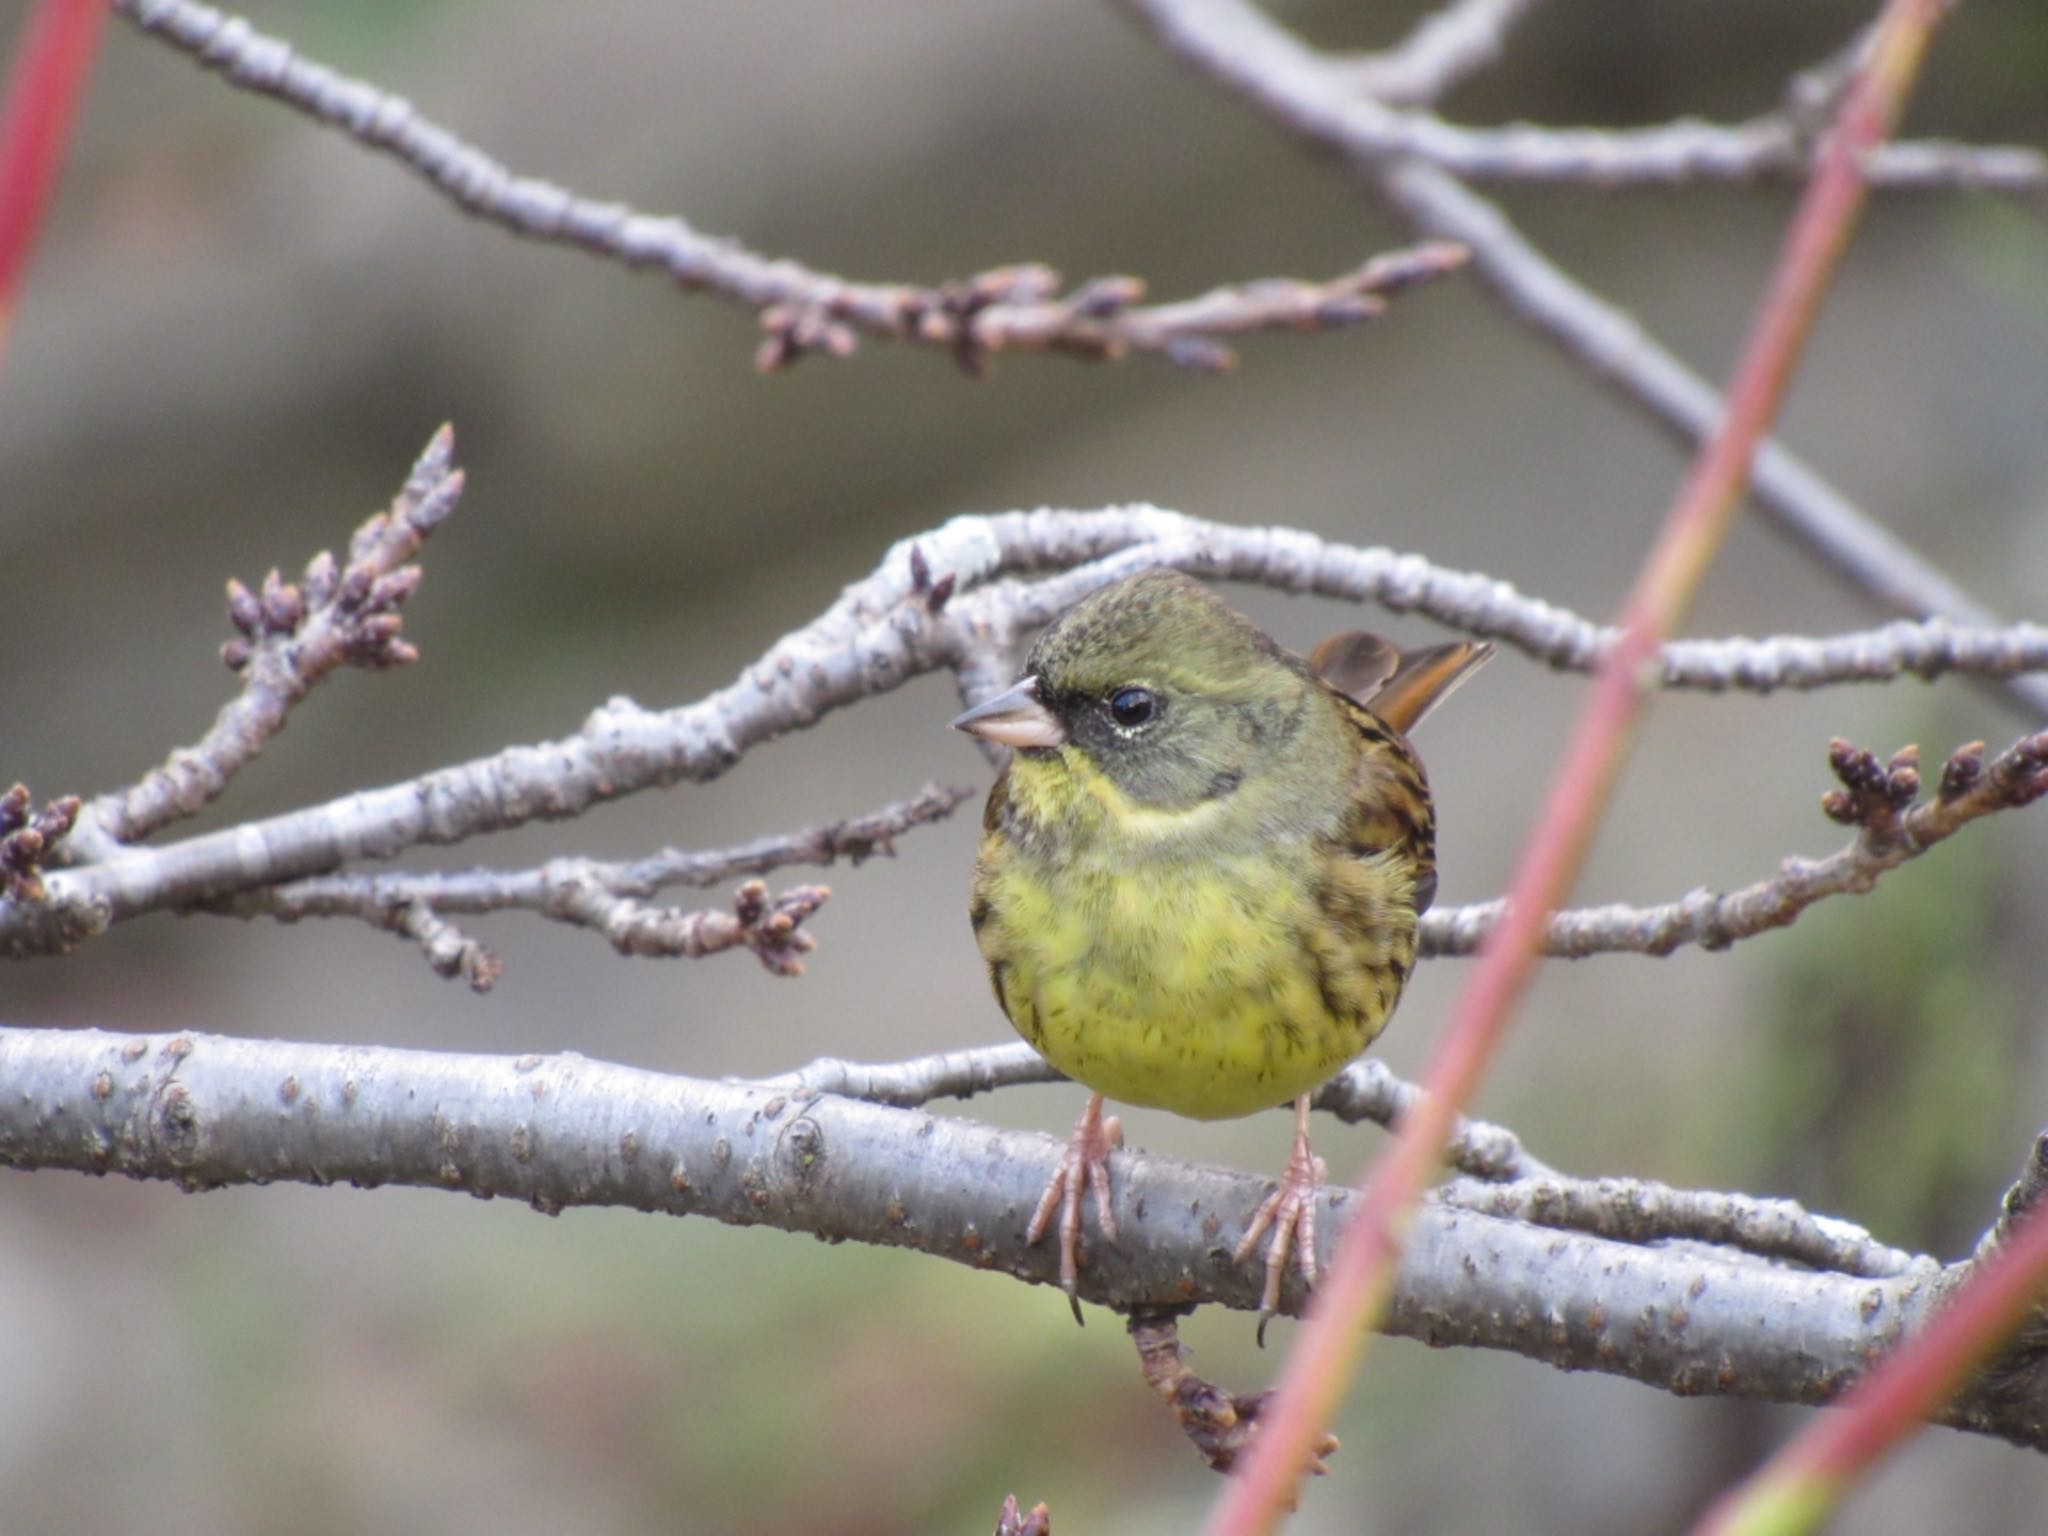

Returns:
953,568,1490,1329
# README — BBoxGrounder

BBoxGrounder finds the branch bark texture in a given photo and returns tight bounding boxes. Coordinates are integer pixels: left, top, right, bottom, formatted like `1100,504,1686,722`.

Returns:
11,1025,2041,1445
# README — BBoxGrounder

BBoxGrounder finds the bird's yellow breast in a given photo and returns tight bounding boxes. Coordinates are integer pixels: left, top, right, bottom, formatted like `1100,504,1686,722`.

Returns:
974,750,1415,1120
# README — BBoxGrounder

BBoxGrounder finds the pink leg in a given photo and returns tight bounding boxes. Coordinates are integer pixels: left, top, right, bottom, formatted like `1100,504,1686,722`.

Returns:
1234,1095,1327,1343
1026,1092,1123,1323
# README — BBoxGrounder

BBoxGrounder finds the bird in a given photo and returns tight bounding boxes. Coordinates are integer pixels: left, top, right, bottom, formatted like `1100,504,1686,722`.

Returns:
951,567,1491,1329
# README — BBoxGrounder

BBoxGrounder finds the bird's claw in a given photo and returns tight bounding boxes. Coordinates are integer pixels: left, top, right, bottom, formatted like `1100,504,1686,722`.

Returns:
1026,1094,1123,1323
1235,1101,1326,1345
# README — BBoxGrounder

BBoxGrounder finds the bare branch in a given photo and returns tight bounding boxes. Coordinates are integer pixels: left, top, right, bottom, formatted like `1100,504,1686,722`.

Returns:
543,876,829,975
1344,0,1549,105
1423,729,2048,959
759,1039,1056,1107
1308,1056,1550,1181
209,784,973,987
1378,115,2047,191
763,1042,1554,1183
1348,13,2044,189
112,0,1461,374
1442,1176,1924,1281
81,425,462,851
8,1026,2037,1443
758,1041,1917,1278
1129,1307,1338,1478
1104,0,2048,720
386,896,500,992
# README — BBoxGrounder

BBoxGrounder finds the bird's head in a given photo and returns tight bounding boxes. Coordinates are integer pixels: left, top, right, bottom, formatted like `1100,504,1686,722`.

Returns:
951,568,1319,813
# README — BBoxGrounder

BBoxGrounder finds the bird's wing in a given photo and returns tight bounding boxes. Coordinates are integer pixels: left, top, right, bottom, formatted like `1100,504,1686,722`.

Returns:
1312,632,1495,735
1306,631,1401,702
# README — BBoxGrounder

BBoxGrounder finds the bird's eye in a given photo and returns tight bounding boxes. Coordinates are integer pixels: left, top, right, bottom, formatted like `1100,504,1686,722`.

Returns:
1107,687,1157,728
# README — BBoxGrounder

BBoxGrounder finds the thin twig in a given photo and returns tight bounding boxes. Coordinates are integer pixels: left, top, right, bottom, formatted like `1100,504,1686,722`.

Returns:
1308,1057,1549,1180
1423,730,2048,958
1441,1176,1925,1282
1334,113,2047,191
1343,0,1548,105
756,1042,1552,1183
542,876,829,975
82,425,462,851
113,0,1463,374
1129,1308,1338,1480
210,784,973,987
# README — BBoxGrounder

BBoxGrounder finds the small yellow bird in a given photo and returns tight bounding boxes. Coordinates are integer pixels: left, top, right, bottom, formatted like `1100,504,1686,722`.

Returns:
953,568,1490,1325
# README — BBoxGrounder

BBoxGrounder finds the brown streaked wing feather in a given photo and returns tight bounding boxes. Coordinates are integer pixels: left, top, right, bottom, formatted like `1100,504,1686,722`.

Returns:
1364,640,1495,735
1326,692,1440,914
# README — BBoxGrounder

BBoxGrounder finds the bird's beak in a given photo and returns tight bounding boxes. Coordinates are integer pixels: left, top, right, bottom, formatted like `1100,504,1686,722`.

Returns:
950,677,1067,749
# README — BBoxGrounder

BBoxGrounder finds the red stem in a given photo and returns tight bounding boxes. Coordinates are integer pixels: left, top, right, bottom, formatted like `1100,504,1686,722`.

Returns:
0,0,108,362
1204,3,1954,1531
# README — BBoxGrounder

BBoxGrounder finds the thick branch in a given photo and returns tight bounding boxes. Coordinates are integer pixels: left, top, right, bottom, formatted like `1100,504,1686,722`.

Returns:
7,1026,2039,1443
761,1042,1927,1274
113,0,1461,374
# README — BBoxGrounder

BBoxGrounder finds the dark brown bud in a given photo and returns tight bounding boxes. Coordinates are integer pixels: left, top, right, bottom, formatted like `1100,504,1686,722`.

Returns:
1940,741,1986,802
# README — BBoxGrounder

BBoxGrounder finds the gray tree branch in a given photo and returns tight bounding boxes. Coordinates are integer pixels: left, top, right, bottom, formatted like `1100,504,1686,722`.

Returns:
209,783,974,990
6,1025,2040,1445
112,0,1464,375
1343,0,1549,105
759,1040,1935,1276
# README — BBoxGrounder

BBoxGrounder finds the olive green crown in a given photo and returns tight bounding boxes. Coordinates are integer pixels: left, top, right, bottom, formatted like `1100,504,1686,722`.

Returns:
1027,568,1301,700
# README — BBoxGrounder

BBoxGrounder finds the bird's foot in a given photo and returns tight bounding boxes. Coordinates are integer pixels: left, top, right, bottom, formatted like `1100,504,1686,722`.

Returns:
1235,1095,1326,1345
1027,1092,1122,1324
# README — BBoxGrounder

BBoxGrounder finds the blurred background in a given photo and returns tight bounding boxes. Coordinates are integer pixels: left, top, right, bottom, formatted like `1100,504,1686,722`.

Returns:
4,1,2048,1530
